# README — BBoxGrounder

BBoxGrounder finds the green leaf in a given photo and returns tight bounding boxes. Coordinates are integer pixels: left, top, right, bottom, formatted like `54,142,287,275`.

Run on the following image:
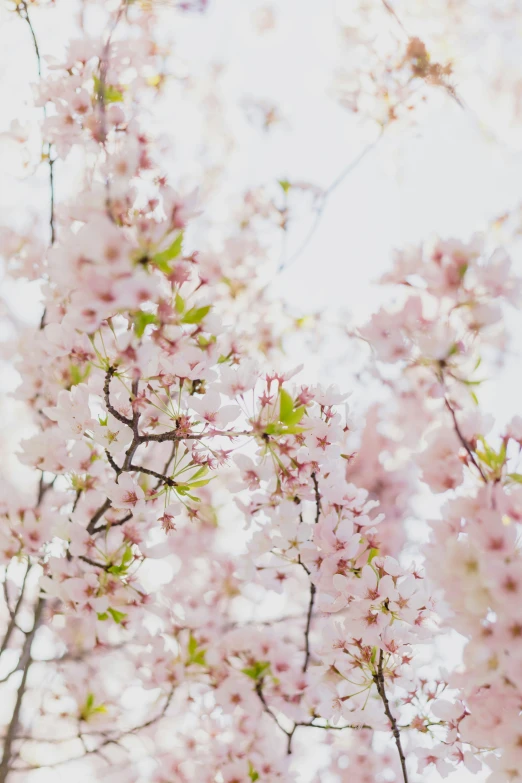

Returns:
108,546,134,576
188,478,211,488
122,546,133,566
134,311,158,338
241,661,271,681
176,476,212,494
249,762,260,782
70,363,91,387
198,334,216,348
282,424,306,434
508,473,522,484
97,612,109,621
476,436,507,474
105,85,123,103
187,632,207,666
190,466,209,482
80,692,107,721
279,388,305,428
279,388,293,423
458,263,468,280
107,607,127,624
93,74,123,103
264,422,306,437
175,292,185,314
182,305,211,325
285,407,306,427
278,179,291,194
152,233,184,273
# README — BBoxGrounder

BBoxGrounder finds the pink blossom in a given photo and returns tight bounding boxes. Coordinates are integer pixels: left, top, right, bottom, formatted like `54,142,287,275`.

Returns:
106,474,145,510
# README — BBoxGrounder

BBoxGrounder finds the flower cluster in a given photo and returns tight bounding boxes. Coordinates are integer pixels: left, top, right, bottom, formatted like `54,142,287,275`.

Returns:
360,229,522,780
1,1,522,782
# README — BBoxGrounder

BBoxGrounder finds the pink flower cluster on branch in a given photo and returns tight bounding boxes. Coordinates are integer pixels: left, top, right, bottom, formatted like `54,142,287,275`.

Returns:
361,232,522,781
1,1,521,783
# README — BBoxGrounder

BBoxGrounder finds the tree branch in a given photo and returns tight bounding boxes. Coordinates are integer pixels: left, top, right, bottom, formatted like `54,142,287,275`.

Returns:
104,369,133,428
302,582,316,673
277,131,385,273
444,397,487,483
0,597,45,782
86,498,112,535
373,650,409,783
16,1,56,249
0,563,31,658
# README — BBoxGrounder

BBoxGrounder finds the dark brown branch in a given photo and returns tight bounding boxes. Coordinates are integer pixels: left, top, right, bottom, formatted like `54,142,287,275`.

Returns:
373,650,409,783
154,442,177,490
294,719,371,731
79,556,111,572
105,449,122,476
255,681,292,743
104,369,133,427
444,397,487,483
122,378,142,471
91,511,132,536
302,582,316,673
138,431,207,444
127,463,176,487
311,472,321,524
301,474,321,671
87,498,112,535
37,474,56,505
72,490,82,513
255,676,368,756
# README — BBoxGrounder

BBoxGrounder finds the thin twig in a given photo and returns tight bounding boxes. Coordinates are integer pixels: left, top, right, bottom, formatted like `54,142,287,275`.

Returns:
91,511,132,536
255,681,292,741
444,397,487,483
16,2,56,248
12,686,175,772
128,463,176,487
0,598,45,782
105,449,122,476
302,582,316,673
381,0,409,35
278,130,385,272
373,650,409,783
0,563,31,658
104,369,133,427
311,472,321,524
87,498,112,535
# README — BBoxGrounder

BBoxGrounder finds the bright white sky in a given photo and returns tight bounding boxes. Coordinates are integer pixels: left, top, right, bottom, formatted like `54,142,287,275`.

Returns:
1,1,522,780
